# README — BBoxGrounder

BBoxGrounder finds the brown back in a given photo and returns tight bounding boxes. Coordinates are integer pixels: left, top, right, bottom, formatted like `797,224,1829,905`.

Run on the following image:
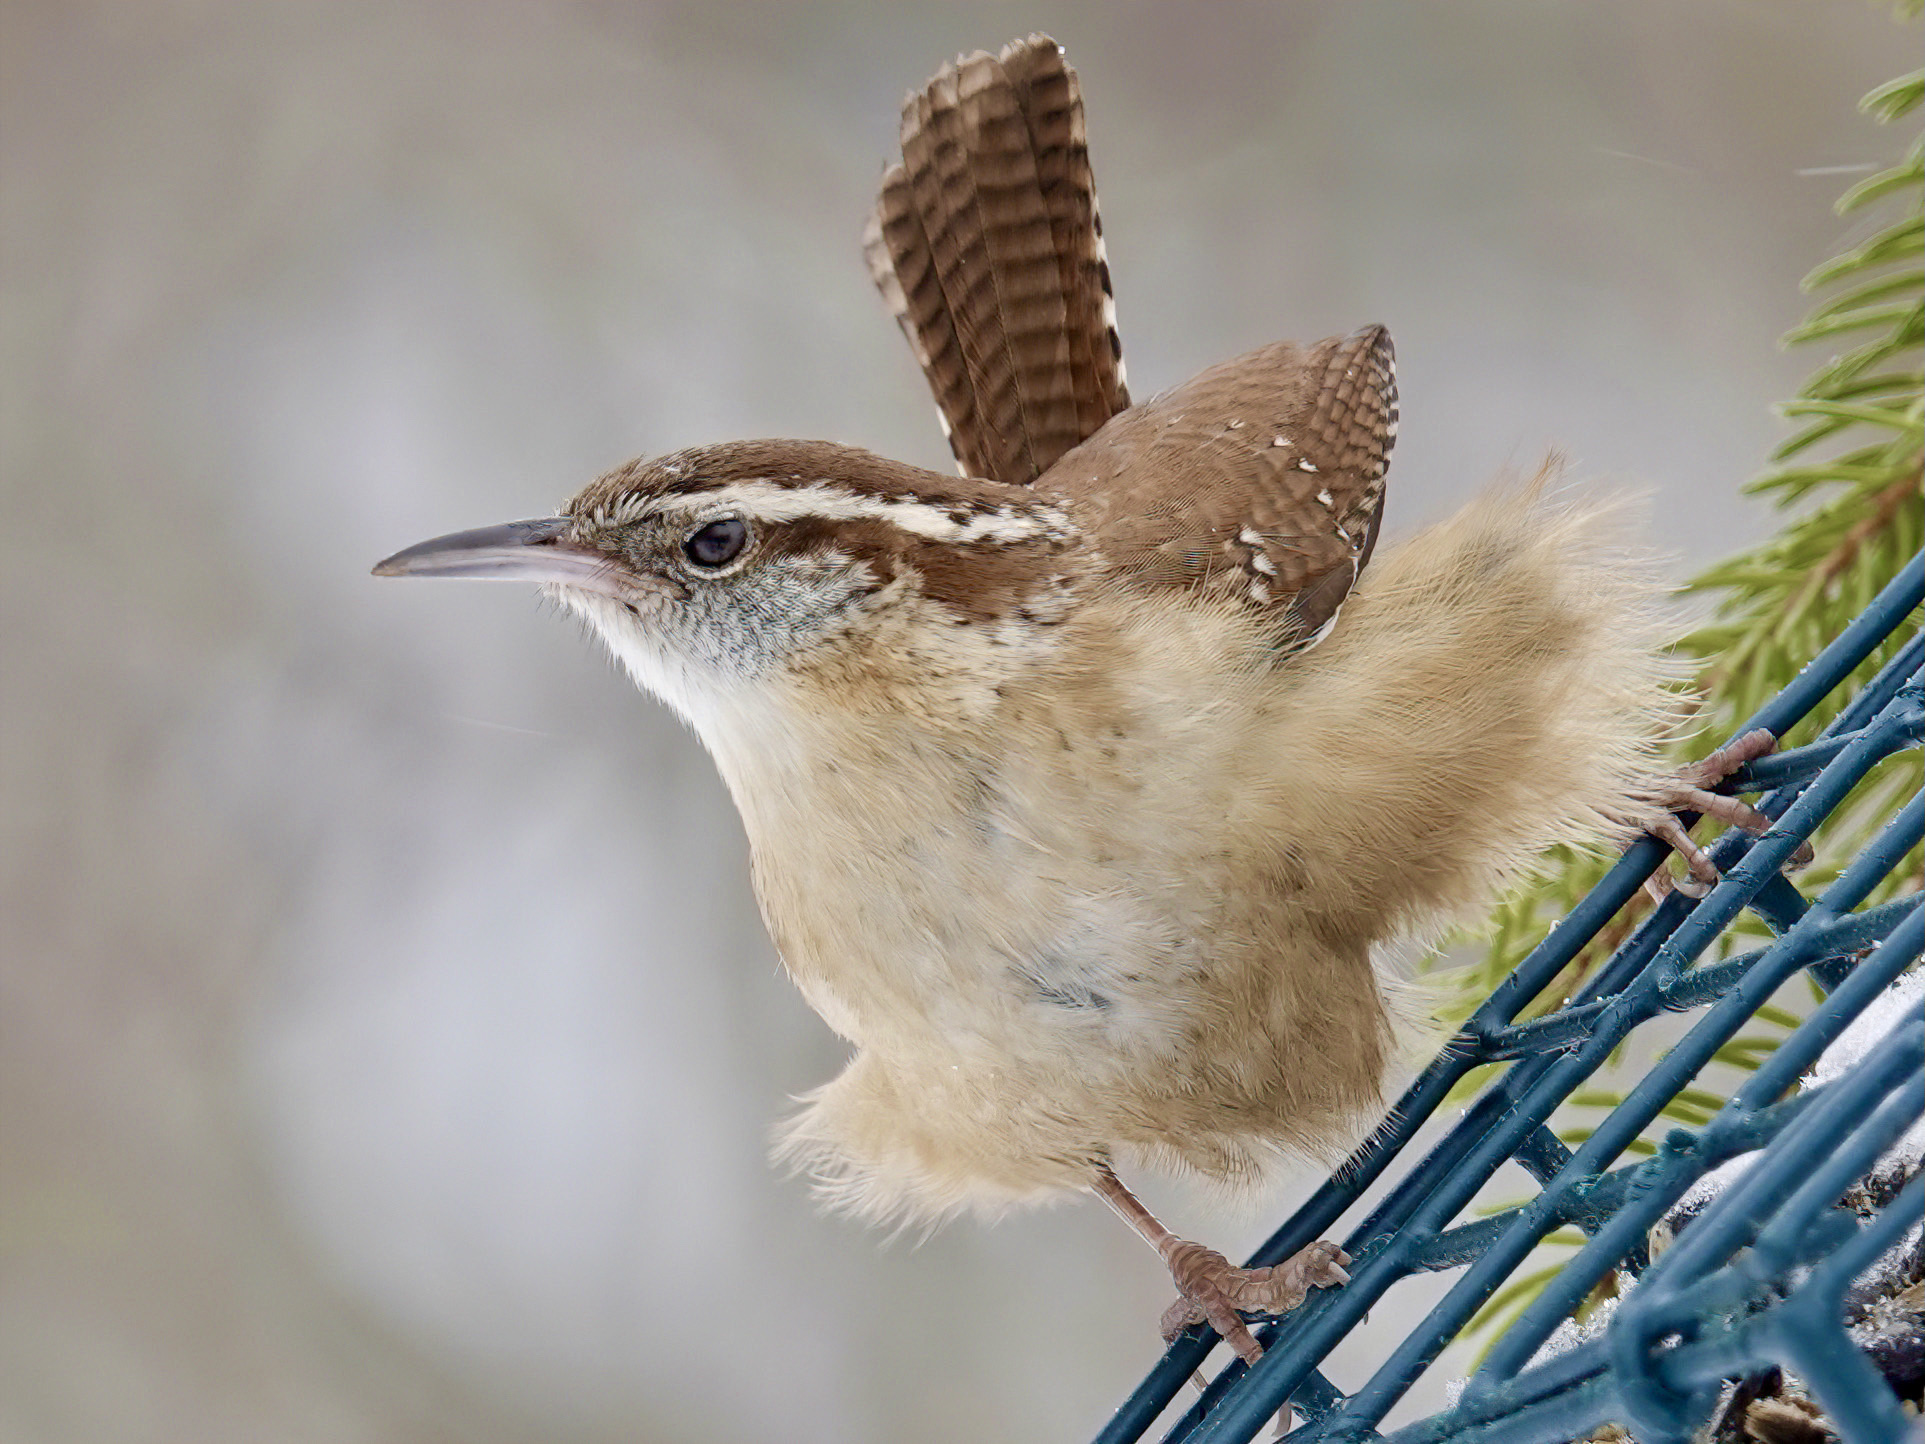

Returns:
1045,327,1398,646
866,34,1129,486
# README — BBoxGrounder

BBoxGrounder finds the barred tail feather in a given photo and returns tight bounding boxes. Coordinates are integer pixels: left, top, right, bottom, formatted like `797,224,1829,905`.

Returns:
866,34,1128,485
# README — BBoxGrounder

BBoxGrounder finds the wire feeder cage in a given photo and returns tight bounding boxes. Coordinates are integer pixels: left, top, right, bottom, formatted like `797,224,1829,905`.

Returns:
1097,551,1925,1444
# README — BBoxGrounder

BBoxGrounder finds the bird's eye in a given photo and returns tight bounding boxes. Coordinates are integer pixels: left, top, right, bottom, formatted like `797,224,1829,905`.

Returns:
684,518,748,569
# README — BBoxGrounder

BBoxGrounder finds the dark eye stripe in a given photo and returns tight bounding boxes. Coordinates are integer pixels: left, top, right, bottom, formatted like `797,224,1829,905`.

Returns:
685,518,748,568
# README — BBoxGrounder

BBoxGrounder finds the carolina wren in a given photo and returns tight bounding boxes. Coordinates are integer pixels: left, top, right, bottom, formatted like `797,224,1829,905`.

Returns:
374,36,1684,1365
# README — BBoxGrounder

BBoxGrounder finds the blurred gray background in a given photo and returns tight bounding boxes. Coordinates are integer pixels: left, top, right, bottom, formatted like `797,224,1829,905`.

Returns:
2,2,1907,1441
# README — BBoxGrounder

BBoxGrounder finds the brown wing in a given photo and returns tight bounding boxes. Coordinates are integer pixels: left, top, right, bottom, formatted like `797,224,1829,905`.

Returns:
1043,326,1397,647
865,34,1129,485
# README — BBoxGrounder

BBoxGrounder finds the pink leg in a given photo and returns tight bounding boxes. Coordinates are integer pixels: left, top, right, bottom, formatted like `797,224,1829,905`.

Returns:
1091,1164,1350,1368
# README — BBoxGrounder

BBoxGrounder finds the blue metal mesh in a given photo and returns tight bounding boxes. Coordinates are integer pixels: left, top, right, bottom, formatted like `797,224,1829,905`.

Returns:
1098,551,1924,1444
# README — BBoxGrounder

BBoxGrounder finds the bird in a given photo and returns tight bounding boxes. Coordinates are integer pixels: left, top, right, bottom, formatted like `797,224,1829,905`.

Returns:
372,35,1758,1367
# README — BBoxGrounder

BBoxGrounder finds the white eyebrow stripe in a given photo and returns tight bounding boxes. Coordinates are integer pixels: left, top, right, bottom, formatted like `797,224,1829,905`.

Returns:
649,479,1071,545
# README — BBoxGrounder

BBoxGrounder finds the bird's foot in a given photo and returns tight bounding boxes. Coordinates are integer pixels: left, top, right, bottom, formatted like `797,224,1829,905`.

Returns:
1158,1238,1351,1366
1639,728,1813,901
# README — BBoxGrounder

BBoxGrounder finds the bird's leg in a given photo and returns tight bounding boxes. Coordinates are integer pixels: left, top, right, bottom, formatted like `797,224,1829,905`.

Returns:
1091,1164,1351,1368
1636,728,1814,902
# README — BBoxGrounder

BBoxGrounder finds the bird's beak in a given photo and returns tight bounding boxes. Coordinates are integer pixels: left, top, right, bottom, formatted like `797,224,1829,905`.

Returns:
371,518,657,600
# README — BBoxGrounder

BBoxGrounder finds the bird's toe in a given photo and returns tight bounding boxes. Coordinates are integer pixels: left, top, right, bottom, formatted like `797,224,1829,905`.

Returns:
1160,1237,1351,1365
1637,729,1813,900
